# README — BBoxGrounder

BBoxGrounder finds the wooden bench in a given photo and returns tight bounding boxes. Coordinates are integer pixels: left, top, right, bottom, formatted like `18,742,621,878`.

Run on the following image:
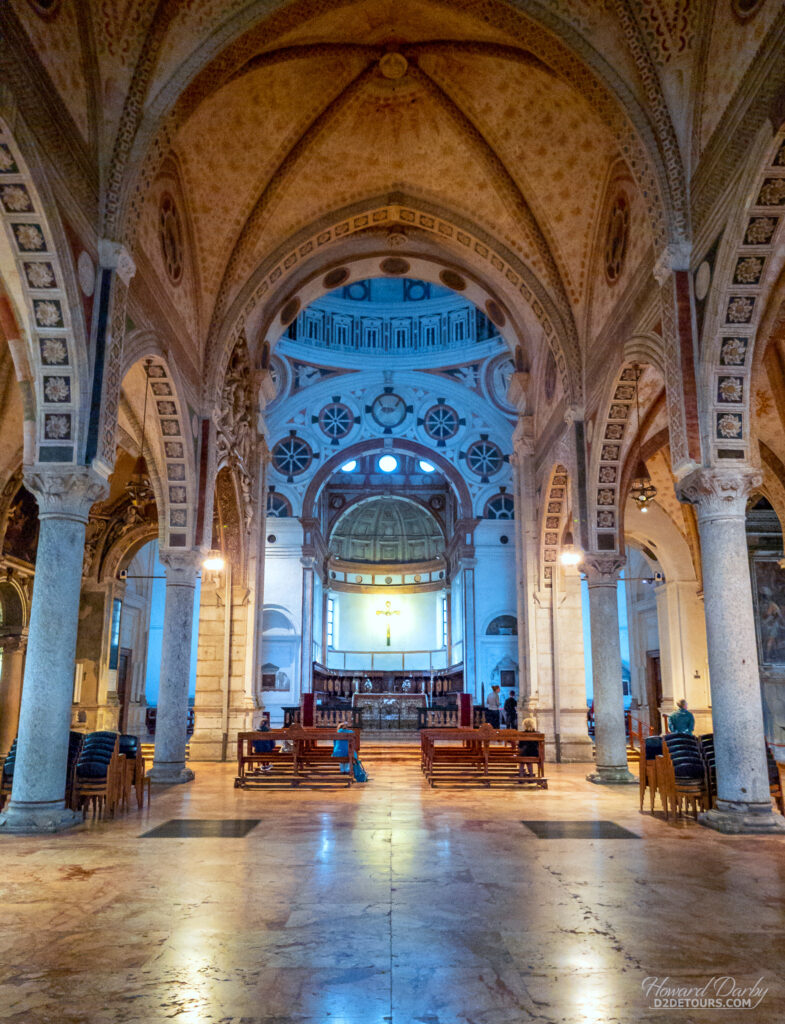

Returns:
420,725,547,788
235,725,357,788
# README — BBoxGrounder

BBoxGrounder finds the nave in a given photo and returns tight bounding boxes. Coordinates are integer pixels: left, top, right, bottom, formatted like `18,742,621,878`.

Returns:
1,756,782,1024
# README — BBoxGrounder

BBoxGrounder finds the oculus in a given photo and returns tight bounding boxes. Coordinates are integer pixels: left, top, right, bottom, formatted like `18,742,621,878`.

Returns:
272,436,312,477
466,439,504,478
423,403,459,441
371,392,407,428
604,194,630,284
318,402,354,440
158,193,184,285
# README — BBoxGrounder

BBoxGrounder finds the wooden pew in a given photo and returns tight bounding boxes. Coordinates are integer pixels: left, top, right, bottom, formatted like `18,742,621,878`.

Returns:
235,725,357,788
420,725,547,788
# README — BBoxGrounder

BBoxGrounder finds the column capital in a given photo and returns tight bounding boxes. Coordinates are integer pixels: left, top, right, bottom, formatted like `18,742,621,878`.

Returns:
582,553,626,585
159,548,202,584
653,242,692,285
97,239,136,285
23,465,108,522
0,629,28,652
676,466,762,521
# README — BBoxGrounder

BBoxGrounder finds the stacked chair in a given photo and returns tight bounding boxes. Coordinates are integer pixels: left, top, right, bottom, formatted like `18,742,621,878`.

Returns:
1,731,84,810
73,731,122,819
652,733,709,821
118,733,150,811
0,737,17,809
639,735,662,813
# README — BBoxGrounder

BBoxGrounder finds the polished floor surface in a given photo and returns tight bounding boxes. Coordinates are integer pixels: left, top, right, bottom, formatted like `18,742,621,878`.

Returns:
1,759,784,1024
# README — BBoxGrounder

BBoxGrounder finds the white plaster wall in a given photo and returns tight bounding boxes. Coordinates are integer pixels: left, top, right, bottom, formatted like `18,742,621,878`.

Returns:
262,519,304,722
474,520,518,695
451,571,463,664
333,589,441,653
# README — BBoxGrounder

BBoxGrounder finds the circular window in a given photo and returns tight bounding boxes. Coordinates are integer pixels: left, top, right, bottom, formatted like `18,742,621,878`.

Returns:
266,493,291,518
485,494,515,519
371,392,407,429
318,402,354,441
604,194,630,284
419,460,436,473
466,439,504,478
158,193,184,284
272,436,312,477
378,455,399,473
423,403,460,441
341,460,357,473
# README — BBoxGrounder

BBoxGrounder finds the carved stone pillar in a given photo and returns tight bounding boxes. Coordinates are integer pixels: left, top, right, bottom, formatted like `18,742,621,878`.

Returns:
677,467,785,833
149,550,201,785
0,466,108,833
0,630,28,758
584,554,635,784
511,423,539,719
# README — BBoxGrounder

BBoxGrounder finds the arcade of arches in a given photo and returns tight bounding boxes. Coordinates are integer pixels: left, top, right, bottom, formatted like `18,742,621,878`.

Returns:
2,1,785,1020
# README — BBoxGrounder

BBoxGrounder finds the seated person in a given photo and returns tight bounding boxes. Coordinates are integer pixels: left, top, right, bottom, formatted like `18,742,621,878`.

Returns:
668,699,695,735
331,722,355,774
518,716,540,776
252,722,277,773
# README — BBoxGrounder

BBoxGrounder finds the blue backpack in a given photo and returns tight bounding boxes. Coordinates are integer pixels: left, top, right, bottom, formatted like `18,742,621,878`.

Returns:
352,754,368,783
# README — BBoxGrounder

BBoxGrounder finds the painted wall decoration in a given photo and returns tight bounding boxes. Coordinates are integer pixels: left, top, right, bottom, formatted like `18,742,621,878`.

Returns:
753,558,785,665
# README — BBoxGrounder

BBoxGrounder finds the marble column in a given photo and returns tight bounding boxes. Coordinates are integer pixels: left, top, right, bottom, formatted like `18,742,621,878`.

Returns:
511,425,540,719
0,467,108,833
677,467,785,833
149,550,200,784
461,560,478,695
0,631,28,759
584,555,635,784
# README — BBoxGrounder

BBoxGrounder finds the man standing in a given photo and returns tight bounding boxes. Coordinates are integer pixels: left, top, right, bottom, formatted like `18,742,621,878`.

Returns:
503,690,518,729
668,698,695,735
486,684,501,728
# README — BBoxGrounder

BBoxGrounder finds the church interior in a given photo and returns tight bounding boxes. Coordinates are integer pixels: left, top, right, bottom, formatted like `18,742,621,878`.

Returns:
1,1,785,1021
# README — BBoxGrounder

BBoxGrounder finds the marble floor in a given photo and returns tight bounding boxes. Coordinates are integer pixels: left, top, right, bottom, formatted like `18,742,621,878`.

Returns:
1,760,784,1024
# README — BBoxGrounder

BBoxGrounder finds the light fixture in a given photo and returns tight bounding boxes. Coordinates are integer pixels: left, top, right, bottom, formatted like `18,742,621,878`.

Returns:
125,358,154,517
560,530,582,566
378,454,398,473
419,460,435,473
340,460,357,473
203,550,225,572
629,364,657,513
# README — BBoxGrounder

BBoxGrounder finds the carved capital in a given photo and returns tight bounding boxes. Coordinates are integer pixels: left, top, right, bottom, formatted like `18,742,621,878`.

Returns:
159,548,203,585
654,242,692,286
563,404,584,426
23,466,109,522
582,553,626,586
676,466,762,521
0,630,28,653
98,239,136,285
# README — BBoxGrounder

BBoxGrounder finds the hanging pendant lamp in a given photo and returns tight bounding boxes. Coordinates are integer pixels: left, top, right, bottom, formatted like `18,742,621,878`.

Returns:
629,365,657,513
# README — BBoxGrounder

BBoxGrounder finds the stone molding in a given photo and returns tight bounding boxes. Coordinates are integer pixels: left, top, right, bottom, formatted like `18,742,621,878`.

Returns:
653,241,692,285
23,466,108,522
676,466,762,521
97,239,137,285
582,553,626,586
159,548,202,585
0,629,27,652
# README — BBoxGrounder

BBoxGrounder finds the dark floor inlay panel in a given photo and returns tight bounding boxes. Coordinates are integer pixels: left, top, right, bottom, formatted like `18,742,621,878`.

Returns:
141,819,261,838
522,820,640,839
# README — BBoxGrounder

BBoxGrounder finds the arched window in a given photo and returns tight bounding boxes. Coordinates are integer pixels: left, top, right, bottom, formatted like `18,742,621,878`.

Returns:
486,615,517,636
485,494,515,519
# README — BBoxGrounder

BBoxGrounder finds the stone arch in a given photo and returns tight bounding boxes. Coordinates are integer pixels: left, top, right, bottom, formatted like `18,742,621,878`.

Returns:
208,194,582,405
302,438,474,522
699,124,785,462
539,463,570,590
588,351,669,554
0,577,28,630
213,463,246,577
98,524,159,584
119,348,199,551
0,115,91,465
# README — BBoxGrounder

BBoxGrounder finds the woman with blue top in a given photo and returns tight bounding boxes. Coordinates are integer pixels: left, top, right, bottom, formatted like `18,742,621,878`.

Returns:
331,722,368,781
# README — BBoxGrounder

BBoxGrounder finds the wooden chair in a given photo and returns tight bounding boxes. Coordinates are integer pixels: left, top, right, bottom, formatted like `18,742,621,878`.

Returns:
655,744,709,821
73,734,123,819
639,735,663,813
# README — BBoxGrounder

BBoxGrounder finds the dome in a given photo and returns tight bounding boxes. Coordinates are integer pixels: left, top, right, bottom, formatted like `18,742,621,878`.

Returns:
329,497,444,564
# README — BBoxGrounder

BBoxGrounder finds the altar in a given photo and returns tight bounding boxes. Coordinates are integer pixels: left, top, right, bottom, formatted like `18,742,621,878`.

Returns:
352,692,427,730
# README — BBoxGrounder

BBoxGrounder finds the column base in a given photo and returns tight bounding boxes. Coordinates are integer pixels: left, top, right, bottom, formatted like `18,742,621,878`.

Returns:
0,801,83,834
699,803,785,835
586,765,637,785
148,764,195,785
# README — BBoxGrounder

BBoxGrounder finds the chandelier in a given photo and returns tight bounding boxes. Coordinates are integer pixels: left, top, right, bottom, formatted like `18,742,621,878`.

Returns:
125,359,154,513
629,365,656,513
